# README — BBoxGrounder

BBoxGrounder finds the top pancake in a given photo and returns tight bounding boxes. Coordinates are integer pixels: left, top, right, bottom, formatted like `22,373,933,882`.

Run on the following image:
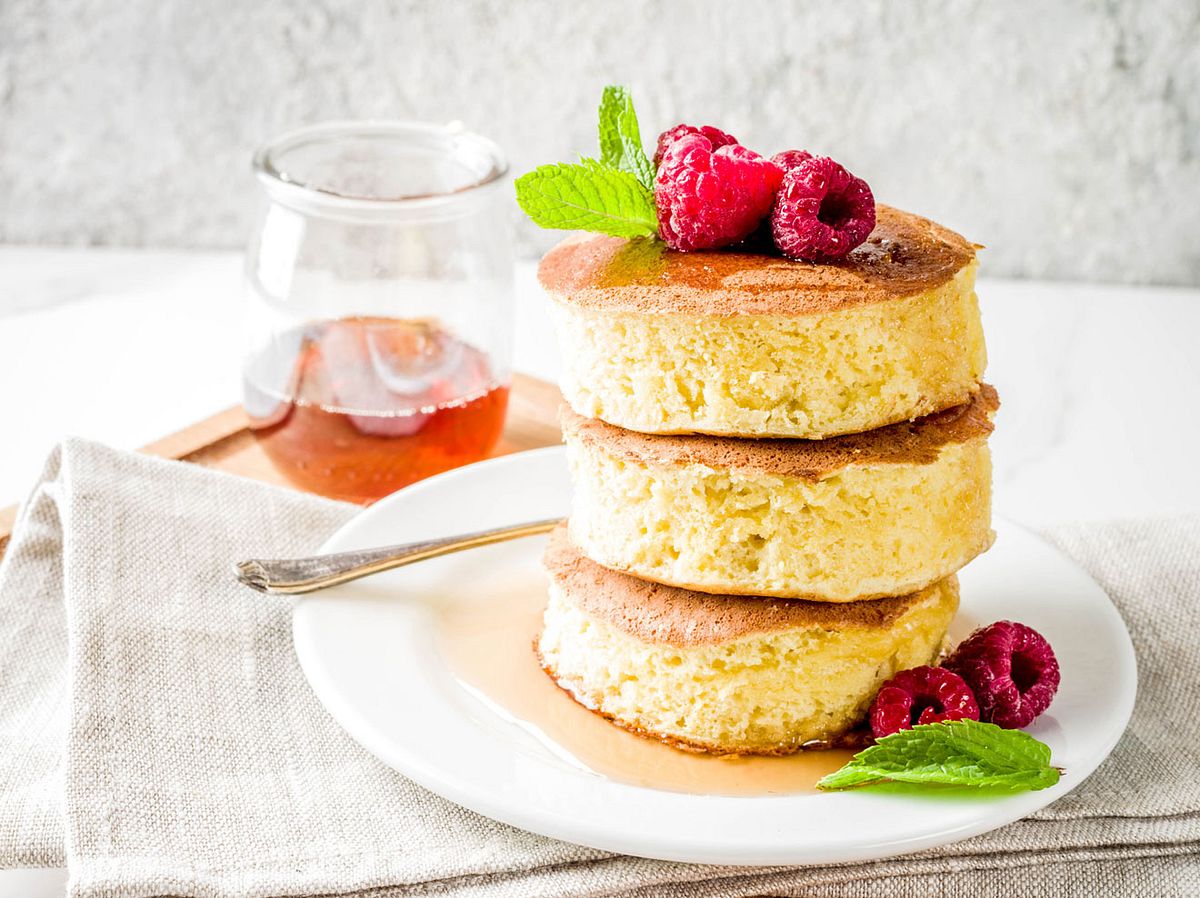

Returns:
538,205,977,317
544,525,953,645
561,384,998,479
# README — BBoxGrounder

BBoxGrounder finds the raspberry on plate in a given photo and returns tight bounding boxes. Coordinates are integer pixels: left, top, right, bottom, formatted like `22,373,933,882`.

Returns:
869,666,980,739
769,155,876,263
944,621,1061,729
653,124,739,168
654,135,783,252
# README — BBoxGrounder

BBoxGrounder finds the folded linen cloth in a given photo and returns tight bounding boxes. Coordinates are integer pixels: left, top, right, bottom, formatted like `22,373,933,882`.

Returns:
0,439,1197,897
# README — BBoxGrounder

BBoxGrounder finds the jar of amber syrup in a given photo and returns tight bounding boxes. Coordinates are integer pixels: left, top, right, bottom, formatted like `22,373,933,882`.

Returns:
243,122,512,503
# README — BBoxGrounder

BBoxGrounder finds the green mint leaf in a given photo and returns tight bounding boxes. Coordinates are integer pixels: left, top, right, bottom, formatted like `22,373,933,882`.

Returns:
597,87,627,169
817,721,1062,793
514,161,657,238
597,85,655,189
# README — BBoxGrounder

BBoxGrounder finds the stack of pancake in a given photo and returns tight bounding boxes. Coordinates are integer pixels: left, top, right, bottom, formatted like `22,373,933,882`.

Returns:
535,205,995,755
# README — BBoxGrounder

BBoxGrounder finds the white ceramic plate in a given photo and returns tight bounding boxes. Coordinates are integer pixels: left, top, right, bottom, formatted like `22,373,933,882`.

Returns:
293,446,1136,866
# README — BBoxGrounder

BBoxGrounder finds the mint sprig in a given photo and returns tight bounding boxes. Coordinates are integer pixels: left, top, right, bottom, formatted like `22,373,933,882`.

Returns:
598,86,655,189
515,160,657,237
817,721,1062,793
515,86,659,238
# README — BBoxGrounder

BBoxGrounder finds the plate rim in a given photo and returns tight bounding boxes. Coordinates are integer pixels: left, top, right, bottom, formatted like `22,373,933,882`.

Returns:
292,446,1138,866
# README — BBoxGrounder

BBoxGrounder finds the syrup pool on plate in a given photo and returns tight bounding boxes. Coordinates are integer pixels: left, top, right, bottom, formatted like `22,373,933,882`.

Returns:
432,570,854,797
244,316,509,503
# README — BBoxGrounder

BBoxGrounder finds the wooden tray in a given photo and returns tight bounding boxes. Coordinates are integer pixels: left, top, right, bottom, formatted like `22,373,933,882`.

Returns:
0,373,563,559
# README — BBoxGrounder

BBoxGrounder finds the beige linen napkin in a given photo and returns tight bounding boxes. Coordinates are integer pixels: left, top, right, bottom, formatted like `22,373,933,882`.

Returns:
0,439,1197,897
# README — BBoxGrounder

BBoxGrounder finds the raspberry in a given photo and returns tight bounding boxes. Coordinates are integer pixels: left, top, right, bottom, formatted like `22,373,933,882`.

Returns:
769,155,876,262
770,149,814,171
944,621,1060,729
654,135,783,252
653,124,739,168
869,666,980,739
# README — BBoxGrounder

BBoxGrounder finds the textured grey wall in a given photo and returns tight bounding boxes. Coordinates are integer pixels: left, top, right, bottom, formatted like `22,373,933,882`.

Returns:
1,0,1198,284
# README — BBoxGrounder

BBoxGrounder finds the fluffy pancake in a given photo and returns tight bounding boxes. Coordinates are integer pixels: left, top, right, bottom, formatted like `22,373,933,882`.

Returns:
541,206,986,438
538,527,959,754
563,387,996,602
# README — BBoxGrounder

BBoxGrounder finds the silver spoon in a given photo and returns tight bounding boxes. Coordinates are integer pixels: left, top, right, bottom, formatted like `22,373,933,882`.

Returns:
233,517,562,595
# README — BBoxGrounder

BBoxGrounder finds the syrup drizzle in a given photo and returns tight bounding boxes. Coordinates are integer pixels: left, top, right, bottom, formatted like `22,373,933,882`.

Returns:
431,571,855,797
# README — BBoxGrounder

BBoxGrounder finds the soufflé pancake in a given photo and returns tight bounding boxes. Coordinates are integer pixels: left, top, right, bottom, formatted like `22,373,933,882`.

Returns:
564,385,997,602
537,526,960,755
541,205,986,439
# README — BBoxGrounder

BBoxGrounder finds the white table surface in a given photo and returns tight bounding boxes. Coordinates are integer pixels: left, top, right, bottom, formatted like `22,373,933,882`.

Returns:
1,247,1198,895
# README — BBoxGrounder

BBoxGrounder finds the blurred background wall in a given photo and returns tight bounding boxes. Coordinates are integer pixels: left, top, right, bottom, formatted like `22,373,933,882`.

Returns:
1,0,1197,284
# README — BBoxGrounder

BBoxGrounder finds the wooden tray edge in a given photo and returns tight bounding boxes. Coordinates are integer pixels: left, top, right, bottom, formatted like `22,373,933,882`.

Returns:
0,373,562,559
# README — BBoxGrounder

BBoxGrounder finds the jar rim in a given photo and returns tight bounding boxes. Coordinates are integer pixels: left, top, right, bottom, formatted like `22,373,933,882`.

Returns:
251,120,509,213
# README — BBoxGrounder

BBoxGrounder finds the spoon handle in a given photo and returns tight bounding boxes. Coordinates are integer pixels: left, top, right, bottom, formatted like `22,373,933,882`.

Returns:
234,517,563,595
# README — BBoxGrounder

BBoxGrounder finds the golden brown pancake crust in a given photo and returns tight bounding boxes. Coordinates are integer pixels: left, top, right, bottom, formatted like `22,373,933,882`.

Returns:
538,205,977,317
562,384,998,479
544,525,957,645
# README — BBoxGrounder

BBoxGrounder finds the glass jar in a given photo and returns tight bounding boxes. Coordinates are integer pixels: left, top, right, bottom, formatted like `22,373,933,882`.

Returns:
243,121,513,503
